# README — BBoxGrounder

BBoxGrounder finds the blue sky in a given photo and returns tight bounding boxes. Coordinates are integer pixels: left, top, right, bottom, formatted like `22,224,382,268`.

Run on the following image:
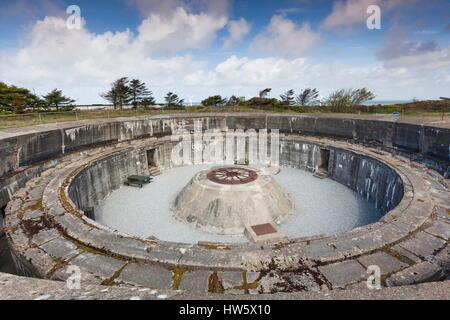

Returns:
0,0,449,104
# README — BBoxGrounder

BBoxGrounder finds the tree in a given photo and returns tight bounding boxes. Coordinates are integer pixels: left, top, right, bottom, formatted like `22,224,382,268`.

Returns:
259,88,272,98
201,95,227,107
326,88,375,112
42,89,75,111
164,92,184,108
326,89,351,112
295,88,319,106
0,82,42,114
141,97,157,109
101,77,131,109
129,79,155,108
350,88,375,106
227,95,242,106
280,89,295,105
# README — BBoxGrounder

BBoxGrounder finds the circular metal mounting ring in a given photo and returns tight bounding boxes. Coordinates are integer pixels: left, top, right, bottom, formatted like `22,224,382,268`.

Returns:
206,167,258,185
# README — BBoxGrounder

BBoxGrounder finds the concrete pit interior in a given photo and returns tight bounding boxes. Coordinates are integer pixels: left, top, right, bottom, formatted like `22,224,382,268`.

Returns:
95,163,380,243
0,114,449,298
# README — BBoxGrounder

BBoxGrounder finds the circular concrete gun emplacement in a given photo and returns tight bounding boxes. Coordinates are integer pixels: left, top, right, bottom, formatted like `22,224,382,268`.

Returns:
0,114,449,295
173,166,293,237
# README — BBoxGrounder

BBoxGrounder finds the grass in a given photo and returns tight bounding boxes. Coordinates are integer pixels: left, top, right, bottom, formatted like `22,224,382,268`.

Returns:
0,109,179,130
0,107,273,130
1,101,449,130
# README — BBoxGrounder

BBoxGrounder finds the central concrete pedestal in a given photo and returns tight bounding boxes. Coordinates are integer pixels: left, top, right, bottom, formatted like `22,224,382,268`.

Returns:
173,166,294,235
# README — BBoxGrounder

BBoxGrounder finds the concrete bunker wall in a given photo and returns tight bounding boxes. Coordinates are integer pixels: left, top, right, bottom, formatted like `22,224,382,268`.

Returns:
280,140,403,214
0,114,448,209
68,150,148,210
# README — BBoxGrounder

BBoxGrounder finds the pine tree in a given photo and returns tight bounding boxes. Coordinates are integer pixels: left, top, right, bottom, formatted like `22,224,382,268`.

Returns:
201,95,227,107
42,89,75,111
295,88,319,106
101,77,131,109
129,79,155,108
227,95,242,106
0,82,43,114
164,92,184,108
280,89,295,105
259,88,272,98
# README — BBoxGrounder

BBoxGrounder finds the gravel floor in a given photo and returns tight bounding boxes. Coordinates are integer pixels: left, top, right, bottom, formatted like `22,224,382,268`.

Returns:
95,166,380,243
275,167,381,237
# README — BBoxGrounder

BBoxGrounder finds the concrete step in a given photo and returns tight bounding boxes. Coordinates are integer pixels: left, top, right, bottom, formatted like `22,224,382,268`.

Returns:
149,166,161,176
313,170,328,179
244,222,286,242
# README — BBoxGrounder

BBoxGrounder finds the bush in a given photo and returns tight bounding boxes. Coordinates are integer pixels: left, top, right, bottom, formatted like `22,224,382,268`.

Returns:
245,97,281,107
201,95,226,107
0,110,13,116
326,88,375,112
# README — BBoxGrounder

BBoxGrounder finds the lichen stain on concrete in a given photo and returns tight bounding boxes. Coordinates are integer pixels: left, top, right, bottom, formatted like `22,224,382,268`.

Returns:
208,272,225,293
171,267,187,290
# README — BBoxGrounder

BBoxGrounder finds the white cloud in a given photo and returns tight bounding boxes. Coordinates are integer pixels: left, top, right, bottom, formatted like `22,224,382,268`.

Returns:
222,18,251,49
322,0,416,30
126,0,229,55
184,55,450,100
251,15,320,57
137,7,227,54
1,11,449,104
0,16,205,103
201,56,309,86
0,0,65,20
377,25,450,70
380,45,450,70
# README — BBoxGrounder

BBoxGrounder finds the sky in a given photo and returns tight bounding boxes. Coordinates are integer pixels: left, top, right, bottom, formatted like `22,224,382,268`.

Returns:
0,0,449,104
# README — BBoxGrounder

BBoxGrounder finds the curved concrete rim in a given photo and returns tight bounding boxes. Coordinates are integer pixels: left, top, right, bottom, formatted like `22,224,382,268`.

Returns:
36,135,429,271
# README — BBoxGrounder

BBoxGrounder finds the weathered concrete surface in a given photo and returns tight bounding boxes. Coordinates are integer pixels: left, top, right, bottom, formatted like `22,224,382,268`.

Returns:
318,260,366,289
0,272,180,300
0,114,449,296
357,252,409,275
3,133,448,293
0,272,449,300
